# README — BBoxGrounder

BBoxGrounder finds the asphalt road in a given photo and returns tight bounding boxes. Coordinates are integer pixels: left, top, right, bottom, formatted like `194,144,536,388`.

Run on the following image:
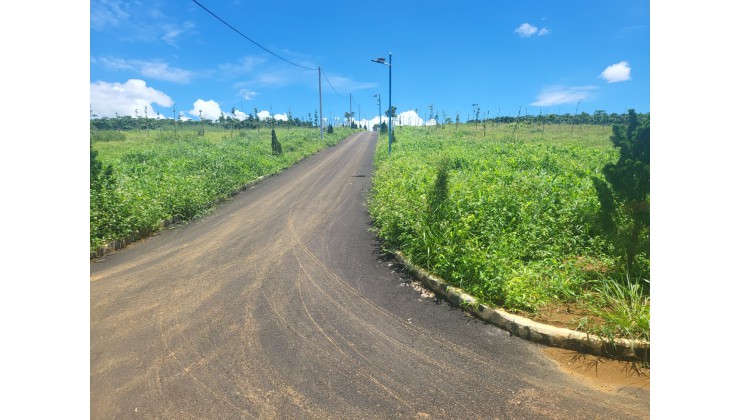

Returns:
90,131,649,418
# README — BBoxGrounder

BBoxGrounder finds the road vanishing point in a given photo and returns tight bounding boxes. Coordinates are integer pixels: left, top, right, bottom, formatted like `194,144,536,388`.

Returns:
91,131,649,418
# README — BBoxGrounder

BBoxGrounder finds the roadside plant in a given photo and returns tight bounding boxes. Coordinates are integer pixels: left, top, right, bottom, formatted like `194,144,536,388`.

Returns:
271,129,283,155
592,109,649,280
584,275,650,341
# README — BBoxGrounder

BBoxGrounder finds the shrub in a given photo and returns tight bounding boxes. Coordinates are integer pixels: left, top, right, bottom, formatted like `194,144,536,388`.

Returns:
271,129,282,155
592,109,649,280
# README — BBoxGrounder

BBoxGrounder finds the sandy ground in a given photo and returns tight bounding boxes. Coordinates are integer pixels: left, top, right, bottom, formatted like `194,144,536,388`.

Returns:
542,347,650,396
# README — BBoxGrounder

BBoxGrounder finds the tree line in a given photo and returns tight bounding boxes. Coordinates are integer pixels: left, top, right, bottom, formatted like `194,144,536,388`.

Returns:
90,109,323,132
91,109,648,132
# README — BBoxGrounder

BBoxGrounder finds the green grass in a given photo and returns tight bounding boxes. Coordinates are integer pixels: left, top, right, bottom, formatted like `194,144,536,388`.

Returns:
369,123,649,340
90,126,356,253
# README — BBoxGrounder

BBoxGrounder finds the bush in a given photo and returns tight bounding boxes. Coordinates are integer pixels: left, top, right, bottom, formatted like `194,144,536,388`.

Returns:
592,109,649,280
271,129,282,155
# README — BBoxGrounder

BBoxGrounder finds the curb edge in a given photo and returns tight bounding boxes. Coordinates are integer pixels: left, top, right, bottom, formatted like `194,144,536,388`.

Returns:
393,251,649,363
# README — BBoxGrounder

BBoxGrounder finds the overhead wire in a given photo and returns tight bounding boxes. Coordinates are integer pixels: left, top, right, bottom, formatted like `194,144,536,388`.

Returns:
321,68,344,100
192,0,350,102
191,0,317,71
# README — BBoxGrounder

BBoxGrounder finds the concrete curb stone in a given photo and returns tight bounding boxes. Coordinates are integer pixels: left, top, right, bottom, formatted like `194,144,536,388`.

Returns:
393,251,649,363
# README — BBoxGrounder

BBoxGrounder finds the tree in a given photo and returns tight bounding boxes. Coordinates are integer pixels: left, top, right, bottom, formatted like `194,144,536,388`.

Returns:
271,128,282,155
592,109,650,278
385,106,397,119
231,107,238,136
254,107,260,132
344,111,355,127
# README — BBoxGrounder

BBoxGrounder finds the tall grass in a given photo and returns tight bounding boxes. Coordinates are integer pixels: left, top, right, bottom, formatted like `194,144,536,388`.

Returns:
90,127,355,254
369,123,649,340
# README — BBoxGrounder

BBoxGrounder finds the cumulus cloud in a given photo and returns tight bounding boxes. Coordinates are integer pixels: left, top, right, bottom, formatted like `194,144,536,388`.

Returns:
531,85,597,106
354,110,431,129
90,79,173,118
257,110,271,120
397,110,425,126
515,23,549,38
600,61,632,83
95,57,193,83
232,110,248,121
188,99,233,121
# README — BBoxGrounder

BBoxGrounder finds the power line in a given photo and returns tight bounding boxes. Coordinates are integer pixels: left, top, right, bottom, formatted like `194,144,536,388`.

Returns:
321,68,344,100
191,0,317,71
192,1,346,102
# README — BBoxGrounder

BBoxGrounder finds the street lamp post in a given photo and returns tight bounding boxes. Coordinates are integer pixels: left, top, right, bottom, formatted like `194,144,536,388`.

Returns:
371,53,392,154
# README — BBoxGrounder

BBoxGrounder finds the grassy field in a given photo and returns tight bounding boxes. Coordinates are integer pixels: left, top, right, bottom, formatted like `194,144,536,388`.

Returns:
90,126,356,255
369,122,649,341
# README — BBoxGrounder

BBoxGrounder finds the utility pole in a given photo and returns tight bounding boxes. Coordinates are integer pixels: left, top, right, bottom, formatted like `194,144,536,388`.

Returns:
374,94,381,131
318,67,324,140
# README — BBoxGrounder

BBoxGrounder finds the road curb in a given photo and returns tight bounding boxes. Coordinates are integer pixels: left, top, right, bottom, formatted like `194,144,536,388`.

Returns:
393,251,649,363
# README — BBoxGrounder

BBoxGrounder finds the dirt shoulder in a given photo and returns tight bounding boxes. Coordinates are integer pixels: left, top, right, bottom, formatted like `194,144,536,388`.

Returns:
542,346,650,396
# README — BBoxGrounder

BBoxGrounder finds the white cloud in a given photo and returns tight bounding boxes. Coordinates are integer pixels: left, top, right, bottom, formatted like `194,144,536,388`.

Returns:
515,23,538,37
161,21,195,47
189,99,223,121
90,79,173,118
354,110,431,128
321,73,379,92
232,110,248,121
397,110,425,126
515,23,549,38
257,110,271,120
91,0,129,30
96,57,193,83
531,85,598,106
239,89,258,101
600,61,632,83
219,56,268,76
92,1,194,46
252,111,288,122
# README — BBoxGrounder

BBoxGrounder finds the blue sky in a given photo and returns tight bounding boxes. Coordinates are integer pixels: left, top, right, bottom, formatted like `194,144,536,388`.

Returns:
90,0,649,127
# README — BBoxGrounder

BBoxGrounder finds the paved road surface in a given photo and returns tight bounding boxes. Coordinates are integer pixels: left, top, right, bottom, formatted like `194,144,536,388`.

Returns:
91,131,648,418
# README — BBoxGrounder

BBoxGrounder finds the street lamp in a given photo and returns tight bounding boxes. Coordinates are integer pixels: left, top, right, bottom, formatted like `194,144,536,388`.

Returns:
371,53,392,154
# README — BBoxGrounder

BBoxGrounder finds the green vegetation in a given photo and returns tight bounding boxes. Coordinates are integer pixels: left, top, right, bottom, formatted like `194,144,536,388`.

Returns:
271,128,283,155
369,118,649,341
90,126,355,255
